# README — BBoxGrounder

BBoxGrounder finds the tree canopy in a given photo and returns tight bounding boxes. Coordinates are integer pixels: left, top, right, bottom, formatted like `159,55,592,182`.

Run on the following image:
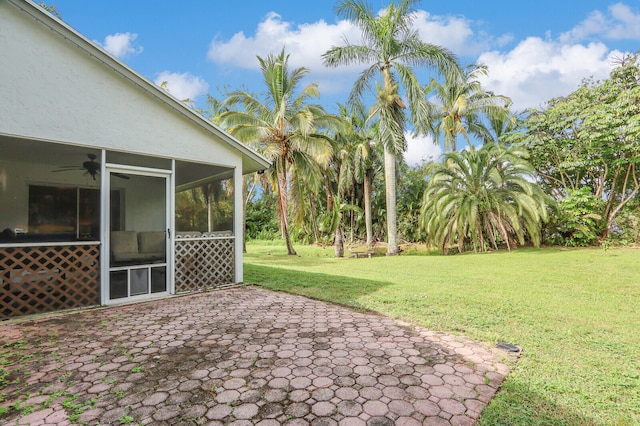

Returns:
520,55,640,239
323,0,461,255
219,49,341,255
420,142,549,253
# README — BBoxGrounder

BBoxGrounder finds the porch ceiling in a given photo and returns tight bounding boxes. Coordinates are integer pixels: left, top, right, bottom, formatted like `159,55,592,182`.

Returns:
1,136,232,187
0,136,99,167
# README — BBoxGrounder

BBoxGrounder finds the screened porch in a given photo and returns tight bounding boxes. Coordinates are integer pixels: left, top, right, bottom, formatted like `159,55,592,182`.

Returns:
0,136,237,318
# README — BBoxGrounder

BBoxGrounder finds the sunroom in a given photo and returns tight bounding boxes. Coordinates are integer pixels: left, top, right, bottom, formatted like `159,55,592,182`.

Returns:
0,0,269,318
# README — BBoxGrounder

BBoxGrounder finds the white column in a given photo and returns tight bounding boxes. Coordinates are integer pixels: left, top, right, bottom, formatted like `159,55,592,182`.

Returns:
99,149,108,305
169,159,176,294
233,165,243,283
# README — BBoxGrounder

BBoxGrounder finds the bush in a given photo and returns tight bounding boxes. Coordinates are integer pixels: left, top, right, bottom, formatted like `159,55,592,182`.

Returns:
608,203,640,246
544,187,604,246
246,194,279,240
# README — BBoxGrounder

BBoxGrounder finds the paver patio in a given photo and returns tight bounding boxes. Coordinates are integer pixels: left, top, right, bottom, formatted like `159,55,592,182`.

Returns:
1,287,513,425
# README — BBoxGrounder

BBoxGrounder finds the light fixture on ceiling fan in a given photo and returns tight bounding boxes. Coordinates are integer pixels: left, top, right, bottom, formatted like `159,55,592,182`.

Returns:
53,154,129,180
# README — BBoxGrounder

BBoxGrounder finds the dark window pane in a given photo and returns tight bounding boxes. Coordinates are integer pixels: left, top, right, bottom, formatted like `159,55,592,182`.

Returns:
28,186,77,236
151,267,166,293
109,271,128,299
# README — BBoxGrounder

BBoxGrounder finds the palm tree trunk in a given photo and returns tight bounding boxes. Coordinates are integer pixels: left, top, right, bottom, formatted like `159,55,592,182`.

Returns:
350,190,355,243
364,169,373,246
325,175,334,213
276,158,297,256
334,212,344,257
308,192,320,244
384,145,399,255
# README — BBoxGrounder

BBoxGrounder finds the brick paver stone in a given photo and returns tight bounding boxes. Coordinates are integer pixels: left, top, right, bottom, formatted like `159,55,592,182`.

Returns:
0,287,514,425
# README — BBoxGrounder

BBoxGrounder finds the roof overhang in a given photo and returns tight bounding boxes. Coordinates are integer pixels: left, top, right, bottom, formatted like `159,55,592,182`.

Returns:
9,0,270,175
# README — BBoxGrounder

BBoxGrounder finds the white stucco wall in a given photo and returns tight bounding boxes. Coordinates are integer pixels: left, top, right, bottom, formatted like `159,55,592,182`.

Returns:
0,1,270,290
0,1,242,171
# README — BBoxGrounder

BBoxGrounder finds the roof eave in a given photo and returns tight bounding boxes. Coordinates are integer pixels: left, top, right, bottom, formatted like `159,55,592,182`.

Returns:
11,0,271,175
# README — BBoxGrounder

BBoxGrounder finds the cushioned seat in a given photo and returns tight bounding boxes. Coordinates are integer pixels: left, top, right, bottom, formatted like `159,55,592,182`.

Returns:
110,231,165,264
110,231,139,262
137,231,165,260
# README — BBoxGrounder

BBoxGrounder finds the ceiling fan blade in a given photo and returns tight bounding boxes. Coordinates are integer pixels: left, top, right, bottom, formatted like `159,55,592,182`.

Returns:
112,172,130,180
52,167,83,172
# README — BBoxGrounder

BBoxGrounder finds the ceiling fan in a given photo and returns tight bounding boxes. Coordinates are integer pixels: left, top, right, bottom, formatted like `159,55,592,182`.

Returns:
53,154,129,180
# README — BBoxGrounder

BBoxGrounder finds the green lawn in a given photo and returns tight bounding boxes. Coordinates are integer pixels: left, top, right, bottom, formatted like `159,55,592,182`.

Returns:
243,241,640,425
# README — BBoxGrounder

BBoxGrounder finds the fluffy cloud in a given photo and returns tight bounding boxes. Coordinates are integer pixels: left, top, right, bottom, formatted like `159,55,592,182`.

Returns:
154,71,209,102
560,3,640,43
99,32,143,59
412,10,511,57
475,3,639,111
404,132,442,167
208,12,360,73
477,38,622,111
206,9,508,98
207,9,501,73
205,4,633,112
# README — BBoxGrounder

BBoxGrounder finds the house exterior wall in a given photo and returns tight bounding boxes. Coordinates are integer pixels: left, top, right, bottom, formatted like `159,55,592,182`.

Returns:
0,0,242,171
0,0,269,317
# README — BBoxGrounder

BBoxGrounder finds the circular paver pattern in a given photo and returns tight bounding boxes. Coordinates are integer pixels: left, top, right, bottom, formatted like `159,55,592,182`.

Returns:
0,287,514,425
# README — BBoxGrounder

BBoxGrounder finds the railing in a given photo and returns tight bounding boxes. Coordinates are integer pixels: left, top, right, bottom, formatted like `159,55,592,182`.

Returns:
174,232,235,293
0,242,100,318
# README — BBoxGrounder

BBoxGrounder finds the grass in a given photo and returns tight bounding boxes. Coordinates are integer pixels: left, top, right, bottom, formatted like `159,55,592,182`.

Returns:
244,241,640,425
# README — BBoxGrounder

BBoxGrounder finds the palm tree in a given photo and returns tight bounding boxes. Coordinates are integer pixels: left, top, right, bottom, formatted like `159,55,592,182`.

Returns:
220,49,339,255
487,110,522,145
323,0,461,255
427,63,511,152
420,142,549,254
335,103,378,246
289,147,327,244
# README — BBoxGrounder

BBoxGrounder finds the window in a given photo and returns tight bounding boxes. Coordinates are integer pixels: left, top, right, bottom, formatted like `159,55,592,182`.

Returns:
175,177,234,233
27,185,99,241
28,186,78,236
0,185,119,243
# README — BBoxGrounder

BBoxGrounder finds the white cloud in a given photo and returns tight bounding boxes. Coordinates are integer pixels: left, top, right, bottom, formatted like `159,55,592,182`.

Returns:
208,12,361,73
404,132,442,167
412,10,506,57
475,4,639,111
608,3,640,38
206,9,508,78
205,4,633,113
99,32,143,59
154,71,209,102
206,9,511,100
477,38,622,111
560,2,640,43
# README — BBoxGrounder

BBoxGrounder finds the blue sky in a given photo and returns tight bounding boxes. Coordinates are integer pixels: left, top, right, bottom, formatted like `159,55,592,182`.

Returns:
48,0,639,164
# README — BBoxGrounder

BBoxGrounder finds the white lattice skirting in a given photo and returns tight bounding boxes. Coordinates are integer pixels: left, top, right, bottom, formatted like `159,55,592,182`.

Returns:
174,234,235,293
1,244,100,318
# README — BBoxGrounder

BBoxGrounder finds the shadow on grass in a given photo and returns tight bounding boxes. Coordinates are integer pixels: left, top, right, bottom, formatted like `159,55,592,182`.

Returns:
244,263,392,311
481,378,601,426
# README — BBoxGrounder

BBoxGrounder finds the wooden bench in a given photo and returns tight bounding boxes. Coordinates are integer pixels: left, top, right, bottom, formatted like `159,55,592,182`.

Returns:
350,250,374,259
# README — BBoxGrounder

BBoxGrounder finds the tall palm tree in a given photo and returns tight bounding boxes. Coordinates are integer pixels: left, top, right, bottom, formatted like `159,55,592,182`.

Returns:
289,147,327,243
427,63,511,152
220,49,339,255
323,0,461,255
336,103,378,246
420,142,549,254
487,110,522,145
